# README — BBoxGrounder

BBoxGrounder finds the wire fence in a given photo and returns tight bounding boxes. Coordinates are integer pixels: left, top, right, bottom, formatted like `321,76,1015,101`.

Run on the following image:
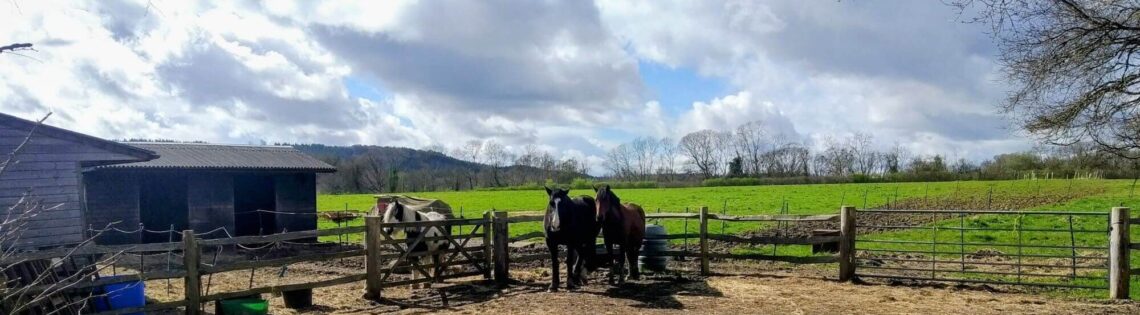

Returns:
853,209,1112,290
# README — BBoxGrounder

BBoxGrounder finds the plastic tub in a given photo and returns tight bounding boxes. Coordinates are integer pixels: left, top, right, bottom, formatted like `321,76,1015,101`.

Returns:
218,297,269,315
91,276,145,315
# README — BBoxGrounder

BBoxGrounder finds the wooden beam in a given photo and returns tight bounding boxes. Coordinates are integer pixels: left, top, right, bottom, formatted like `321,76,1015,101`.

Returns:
707,213,840,222
646,213,700,219
706,234,843,245
1,241,183,264
201,249,365,274
482,211,494,280
365,216,383,300
506,214,545,223
699,206,709,276
1109,207,1130,300
88,300,189,315
704,253,839,264
183,230,202,315
198,226,364,246
201,273,367,302
493,211,510,285
507,231,546,243
839,206,856,282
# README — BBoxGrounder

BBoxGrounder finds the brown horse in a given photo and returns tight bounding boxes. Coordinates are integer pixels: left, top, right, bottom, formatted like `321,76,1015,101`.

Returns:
594,185,646,284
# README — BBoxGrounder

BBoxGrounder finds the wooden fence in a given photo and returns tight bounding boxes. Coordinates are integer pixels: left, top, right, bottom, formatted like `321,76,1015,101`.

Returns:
21,205,1136,313
492,206,852,280
0,217,491,315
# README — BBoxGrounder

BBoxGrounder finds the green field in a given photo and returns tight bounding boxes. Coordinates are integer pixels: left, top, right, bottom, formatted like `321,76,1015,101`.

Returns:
316,179,1140,298
318,179,1134,237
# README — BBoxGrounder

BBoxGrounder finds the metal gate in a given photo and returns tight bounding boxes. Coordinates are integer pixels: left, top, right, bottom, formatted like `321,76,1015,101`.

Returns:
853,209,1111,290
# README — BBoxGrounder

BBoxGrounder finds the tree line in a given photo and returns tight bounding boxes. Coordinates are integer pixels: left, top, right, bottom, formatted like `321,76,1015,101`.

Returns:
604,120,1139,185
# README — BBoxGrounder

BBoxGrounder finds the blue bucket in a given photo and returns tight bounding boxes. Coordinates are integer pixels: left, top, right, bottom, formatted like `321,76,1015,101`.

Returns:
91,276,145,315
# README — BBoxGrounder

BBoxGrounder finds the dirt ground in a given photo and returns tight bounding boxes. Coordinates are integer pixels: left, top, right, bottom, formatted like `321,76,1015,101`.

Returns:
146,262,1138,315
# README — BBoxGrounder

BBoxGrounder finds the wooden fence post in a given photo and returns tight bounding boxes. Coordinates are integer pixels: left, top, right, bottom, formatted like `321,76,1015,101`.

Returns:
364,216,384,300
839,206,856,282
493,211,510,286
699,206,709,276
182,230,201,315
482,211,494,279
1109,207,1130,300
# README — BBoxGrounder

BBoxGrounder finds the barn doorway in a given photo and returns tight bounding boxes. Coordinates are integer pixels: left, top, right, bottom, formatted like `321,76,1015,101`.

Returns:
234,175,276,236
139,173,189,243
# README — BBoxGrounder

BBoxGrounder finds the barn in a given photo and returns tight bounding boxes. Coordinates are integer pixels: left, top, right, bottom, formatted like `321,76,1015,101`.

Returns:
83,143,337,244
0,112,158,248
0,112,336,248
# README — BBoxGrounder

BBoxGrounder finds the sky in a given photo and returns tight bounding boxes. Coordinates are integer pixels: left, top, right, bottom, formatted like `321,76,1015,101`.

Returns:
0,0,1029,175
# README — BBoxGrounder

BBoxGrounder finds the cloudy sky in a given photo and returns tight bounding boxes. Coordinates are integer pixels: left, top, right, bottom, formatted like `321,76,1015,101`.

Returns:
0,0,1026,174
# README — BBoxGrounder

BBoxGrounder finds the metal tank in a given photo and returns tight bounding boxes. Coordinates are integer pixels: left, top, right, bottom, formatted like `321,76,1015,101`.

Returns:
638,224,668,272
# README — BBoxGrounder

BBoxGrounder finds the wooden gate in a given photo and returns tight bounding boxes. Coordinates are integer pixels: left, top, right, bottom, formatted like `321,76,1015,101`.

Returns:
364,215,492,298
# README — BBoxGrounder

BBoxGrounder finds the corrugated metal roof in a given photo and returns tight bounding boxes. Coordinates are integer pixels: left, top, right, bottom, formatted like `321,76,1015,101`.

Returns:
91,143,336,173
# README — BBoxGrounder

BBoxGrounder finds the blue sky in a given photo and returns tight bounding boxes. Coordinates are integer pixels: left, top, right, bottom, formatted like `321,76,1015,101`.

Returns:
0,0,1029,174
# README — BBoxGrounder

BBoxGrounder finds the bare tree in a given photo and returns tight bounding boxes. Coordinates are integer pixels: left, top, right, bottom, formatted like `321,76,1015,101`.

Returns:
482,140,511,187
955,0,1140,158
655,137,679,181
733,121,768,176
605,143,635,180
679,129,730,179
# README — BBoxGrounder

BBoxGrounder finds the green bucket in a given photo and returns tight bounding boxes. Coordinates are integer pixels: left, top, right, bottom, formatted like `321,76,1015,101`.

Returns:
218,297,268,315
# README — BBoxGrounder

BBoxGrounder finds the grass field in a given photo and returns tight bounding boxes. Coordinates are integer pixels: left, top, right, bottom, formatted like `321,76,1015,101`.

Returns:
316,179,1140,298
317,179,1134,238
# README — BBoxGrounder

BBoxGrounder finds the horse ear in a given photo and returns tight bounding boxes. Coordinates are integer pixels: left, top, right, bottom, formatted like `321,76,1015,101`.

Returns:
604,184,611,190
544,186,553,196
593,185,598,193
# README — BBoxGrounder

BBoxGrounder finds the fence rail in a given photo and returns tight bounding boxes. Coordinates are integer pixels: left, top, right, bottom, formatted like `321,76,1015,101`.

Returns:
7,205,1138,315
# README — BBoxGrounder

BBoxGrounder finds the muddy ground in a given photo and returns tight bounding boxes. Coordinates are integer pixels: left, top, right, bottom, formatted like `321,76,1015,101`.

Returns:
134,257,1139,315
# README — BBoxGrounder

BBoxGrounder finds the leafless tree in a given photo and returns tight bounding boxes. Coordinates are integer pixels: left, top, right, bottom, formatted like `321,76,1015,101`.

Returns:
655,137,679,181
679,129,730,179
954,0,1140,158
850,132,878,175
482,140,511,187
605,143,635,180
733,121,769,176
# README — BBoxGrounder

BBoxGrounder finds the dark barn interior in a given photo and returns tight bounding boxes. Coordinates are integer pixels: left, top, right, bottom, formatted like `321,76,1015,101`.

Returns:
82,143,335,245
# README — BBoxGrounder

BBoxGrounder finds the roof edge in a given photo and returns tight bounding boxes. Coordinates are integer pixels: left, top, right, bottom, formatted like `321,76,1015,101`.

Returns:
0,112,159,162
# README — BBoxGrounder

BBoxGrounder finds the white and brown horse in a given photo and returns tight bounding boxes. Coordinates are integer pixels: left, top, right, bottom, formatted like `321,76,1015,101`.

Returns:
378,200,450,287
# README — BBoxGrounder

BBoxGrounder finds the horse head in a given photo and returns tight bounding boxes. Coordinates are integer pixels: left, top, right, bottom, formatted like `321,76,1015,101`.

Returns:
593,184,619,222
545,186,568,232
381,200,404,235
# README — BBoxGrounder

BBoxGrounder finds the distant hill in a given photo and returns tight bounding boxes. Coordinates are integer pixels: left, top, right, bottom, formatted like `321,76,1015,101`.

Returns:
292,144,482,171
288,144,590,193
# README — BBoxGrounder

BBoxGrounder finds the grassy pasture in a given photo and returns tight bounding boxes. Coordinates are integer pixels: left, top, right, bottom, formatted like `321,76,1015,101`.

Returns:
317,179,1130,239
315,179,1140,297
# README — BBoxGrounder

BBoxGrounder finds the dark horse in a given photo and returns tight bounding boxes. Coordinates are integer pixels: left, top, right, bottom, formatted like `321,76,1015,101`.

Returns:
543,187,599,291
594,185,646,284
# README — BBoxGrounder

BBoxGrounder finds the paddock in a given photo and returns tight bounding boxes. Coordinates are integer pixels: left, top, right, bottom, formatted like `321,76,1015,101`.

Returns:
3,206,1140,314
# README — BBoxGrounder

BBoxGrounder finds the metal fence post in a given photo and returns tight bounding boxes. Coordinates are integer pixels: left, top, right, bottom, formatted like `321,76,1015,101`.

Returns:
493,211,510,286
364,216,384,300
182,230,201,315
839,206,856,282
699,206,710,276
1109,207,1130,300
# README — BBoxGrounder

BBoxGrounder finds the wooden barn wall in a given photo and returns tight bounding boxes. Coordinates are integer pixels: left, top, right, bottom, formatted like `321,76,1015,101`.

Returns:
83,172,140,245
187,173,235,239
274,173,317,233
139,173,188,243
0,127,138,248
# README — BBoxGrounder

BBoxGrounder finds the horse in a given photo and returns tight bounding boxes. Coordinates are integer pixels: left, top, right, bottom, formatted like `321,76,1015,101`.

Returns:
594,185,646,285
543,187,600,292
379,200,450,288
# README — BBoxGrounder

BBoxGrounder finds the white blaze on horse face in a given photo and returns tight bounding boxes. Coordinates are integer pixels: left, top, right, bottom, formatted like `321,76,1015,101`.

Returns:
382,203,398,234
550,197,562,231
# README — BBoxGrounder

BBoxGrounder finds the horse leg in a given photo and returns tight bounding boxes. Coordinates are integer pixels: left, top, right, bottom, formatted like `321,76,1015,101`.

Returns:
576,243,590,286
547,243,560,292
616,244,627,285
626,242,641,281
566,247,579,290
605,242,616,285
